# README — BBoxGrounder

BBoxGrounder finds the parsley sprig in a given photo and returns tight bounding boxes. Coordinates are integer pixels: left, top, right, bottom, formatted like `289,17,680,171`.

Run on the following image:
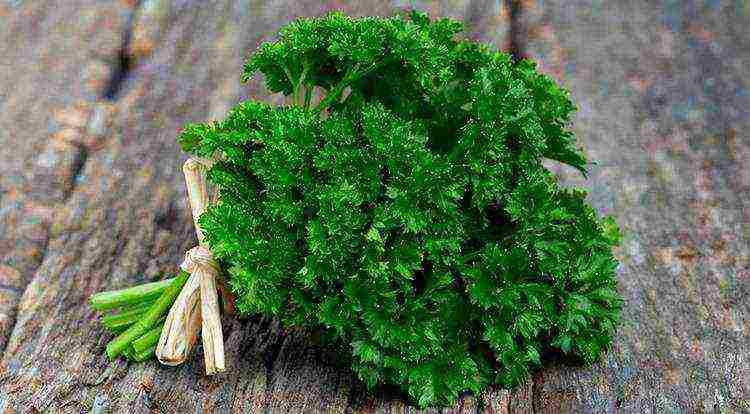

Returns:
95,10,623,407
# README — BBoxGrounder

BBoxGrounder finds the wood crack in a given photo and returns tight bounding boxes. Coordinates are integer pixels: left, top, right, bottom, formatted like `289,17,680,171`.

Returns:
506,0,525,62
102,0,142,101
67,142,88,200
262,329,286,407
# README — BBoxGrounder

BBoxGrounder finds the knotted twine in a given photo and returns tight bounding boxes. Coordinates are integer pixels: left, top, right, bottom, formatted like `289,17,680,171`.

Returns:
155,158,226,375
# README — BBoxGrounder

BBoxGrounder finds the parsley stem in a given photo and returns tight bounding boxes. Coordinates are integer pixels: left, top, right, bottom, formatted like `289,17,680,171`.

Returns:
105,272,188,359
89,277,175,311
102,300,157,331
296,62,310,106
132,344,157,362
132,322,165,354
304,85,313,109
314,78,350,114
314,62,380,114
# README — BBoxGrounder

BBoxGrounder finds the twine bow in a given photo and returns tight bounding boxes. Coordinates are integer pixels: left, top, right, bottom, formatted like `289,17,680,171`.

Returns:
155,158,226,375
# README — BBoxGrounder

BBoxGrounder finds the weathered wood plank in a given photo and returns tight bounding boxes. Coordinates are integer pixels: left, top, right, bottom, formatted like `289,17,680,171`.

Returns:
518,0,750,412
0,0,135,354
0,1,511,412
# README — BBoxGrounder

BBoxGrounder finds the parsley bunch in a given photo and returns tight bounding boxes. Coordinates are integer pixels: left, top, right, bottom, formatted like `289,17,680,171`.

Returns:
179,10,623,407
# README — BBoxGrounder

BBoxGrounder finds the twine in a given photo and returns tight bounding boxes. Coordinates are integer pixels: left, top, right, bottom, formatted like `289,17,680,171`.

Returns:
180,245,220,275
155,158,226,375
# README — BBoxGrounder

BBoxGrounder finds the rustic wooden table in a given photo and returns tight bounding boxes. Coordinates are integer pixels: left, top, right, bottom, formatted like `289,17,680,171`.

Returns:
0,1,747,412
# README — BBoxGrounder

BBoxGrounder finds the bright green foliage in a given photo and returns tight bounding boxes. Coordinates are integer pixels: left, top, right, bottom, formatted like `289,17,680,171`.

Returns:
179,10,623,407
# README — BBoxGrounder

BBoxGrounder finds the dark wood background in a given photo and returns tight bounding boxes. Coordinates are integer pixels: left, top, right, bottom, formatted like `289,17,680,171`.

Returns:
0,0,748,412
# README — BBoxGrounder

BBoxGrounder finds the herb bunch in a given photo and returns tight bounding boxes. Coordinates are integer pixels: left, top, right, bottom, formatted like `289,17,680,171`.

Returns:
90,273,188,362
178,10,623,407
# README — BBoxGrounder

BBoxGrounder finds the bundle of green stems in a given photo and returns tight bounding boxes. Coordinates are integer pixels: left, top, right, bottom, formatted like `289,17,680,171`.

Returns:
89,272,189,362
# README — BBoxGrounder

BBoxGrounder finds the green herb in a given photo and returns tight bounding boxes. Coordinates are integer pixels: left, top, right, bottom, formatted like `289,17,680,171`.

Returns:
131,344,158,362
105,272,188,359
131,323,165,354
180,10,623,407
101,300,157,331
89,277,174,311
95,10,623,407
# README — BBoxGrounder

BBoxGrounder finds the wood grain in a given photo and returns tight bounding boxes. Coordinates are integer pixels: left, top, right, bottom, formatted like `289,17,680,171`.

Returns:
519,0,750,412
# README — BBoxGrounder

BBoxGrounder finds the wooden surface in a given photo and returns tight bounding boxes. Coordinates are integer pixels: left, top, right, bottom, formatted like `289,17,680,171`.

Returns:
0,1,747,412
